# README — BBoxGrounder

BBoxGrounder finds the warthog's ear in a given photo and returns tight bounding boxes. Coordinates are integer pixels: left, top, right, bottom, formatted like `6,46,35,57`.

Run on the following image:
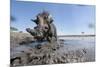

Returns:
50,18,53,23
26,28,30,32
31,19,39,25
48,15,53,23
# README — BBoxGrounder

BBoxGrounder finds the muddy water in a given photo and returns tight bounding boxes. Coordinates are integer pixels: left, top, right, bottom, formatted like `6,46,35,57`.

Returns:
11,37,95,66
59,37,95,61
11,37,95,58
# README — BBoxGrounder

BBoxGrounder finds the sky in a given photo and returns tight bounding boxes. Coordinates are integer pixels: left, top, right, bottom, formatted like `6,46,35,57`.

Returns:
11,0,95,35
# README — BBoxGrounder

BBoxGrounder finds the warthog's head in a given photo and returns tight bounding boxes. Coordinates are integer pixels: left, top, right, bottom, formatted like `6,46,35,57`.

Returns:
26,11,55,41
31,11,53,33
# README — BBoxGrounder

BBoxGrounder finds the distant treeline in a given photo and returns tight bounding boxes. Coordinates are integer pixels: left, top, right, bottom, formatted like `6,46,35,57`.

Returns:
58,35,95,37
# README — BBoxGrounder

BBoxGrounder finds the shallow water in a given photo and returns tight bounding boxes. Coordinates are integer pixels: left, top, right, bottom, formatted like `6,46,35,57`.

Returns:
60,37,95,61
11,37,95,53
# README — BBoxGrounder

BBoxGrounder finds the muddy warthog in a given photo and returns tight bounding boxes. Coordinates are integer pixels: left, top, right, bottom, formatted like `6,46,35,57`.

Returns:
26,11,57,42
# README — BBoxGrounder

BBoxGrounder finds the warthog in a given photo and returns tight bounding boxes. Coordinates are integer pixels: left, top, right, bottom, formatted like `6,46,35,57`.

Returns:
26,11,57,42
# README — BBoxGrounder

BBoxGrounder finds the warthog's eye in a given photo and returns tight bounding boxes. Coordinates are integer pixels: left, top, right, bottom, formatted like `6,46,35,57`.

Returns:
44,16,48,19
